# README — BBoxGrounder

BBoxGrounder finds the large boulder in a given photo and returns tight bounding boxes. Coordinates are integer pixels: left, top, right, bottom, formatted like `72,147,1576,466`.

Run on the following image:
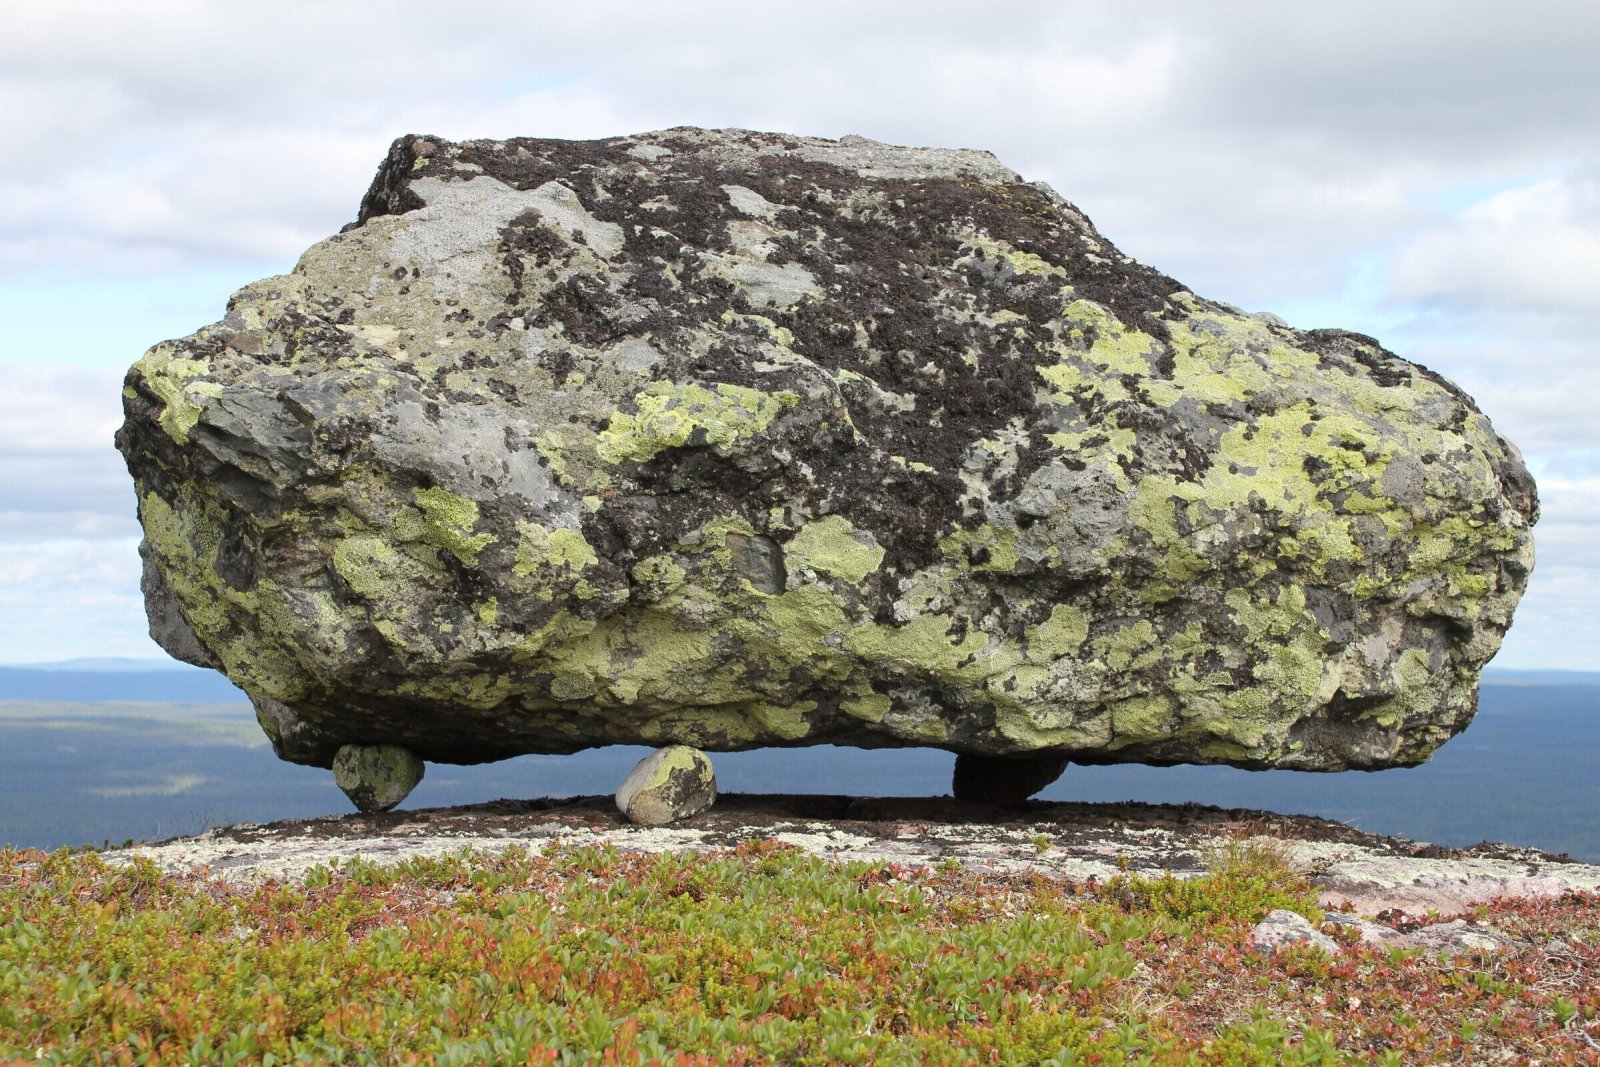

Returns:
116,128,1536,781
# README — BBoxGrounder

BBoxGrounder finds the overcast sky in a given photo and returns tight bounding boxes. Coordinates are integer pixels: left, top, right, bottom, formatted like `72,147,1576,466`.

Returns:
1,0,1595,669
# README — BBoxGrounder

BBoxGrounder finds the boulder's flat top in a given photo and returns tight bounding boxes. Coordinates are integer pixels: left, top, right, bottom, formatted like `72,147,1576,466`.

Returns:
117,795,1600,917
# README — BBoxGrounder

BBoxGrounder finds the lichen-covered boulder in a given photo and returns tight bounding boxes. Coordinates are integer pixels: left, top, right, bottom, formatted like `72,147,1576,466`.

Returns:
331,743,424,813
615,745,717,826
116,128,1536,780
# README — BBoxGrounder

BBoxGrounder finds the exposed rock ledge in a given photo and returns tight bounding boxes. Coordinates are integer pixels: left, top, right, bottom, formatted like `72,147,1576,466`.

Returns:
114,795,1600,917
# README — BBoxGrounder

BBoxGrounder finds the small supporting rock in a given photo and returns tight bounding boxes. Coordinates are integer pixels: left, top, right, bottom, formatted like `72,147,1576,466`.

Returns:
951,753,1068,806
332,743,425,813
616,745,717,826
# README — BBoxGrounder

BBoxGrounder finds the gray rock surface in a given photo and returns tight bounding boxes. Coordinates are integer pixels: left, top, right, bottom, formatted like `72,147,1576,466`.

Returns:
109,796,1600,923
1247,909,1339,955
1248,909,1513,958
331,743,424,812
951,753,1069,806
1325,912,1514,953
615,745,717,825
116,128,1536,784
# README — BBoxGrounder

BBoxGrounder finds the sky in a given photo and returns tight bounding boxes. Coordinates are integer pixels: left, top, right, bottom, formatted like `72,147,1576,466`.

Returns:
1,0,1596,669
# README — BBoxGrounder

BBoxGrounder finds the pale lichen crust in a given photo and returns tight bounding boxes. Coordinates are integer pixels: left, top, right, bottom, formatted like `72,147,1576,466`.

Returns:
116,128,1537,773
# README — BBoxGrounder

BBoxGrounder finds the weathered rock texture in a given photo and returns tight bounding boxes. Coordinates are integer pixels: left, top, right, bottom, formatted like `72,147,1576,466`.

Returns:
331,743,425,813
116,129,1536,776
615,745,718,826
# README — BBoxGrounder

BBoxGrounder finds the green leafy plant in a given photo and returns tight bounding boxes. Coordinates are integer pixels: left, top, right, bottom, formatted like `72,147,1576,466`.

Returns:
1,842,1595,1064
1102,833,1323,926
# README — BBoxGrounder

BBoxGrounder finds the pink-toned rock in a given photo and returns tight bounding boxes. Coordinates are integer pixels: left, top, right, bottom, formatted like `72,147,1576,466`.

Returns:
1247,910,1338,955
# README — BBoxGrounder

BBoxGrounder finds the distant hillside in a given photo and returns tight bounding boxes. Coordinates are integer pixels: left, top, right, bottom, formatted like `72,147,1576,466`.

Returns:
1482,667,1600,686
0,666,245,703
15,657,209,673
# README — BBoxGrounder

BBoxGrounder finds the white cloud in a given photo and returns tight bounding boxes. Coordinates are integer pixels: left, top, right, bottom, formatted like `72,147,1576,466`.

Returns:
0,365,125,455
0,366,139,549
0,536,162,663
1496,557,1600,671
1389,176,1600,315
6,0,1594,299
1,0,1597,666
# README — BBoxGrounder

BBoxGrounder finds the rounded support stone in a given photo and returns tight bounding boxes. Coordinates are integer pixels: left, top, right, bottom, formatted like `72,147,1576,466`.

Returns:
616,745,717,826
332,743,425,813
952,753,1068,806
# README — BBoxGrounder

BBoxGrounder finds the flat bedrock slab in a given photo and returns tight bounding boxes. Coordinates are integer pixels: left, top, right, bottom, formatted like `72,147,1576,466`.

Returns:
107,797,1600,924
116,128,1537,775
1247,910,1341,956
1246,910,1515,958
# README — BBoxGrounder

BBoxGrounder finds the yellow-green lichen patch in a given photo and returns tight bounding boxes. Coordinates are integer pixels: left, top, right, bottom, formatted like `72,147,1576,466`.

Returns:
395,669,515,710
1407,515,1520,574
1214,585,1332,716
512,522,601,596
548,607,736,709
888,455,937,474
1137,308,1316,410
1026,605,1090,659
877,701,951,744
1373,648,1443,731
509,611,599,664
595,382,799,464
1108,694,1177,748
1045,426,1138,457
137,490,227,642
962,233,1060,278
749,701,816,741
938,525,1021,573
533,431,571,481
1094,620,1162,674
844,614,991,686
1123,398,1409,601
636,706,762,748
406,487,497,566
515,521,601,579
679,514,764,578
548,668,596,701
331,535,435,602
1124,489,1210,603
630,554,690,600
1213,406,1395,517
991,690,1110,750
137,488,309,702
784,515,885,583
719,309,797,350
248,578,359,677
982,662,1053,707
133,345,216,443
1350,509,1525,619
648,744,707,789
1036,358,1084,395
737,584,851,667
1060,299,1160,376
840,684,892,724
